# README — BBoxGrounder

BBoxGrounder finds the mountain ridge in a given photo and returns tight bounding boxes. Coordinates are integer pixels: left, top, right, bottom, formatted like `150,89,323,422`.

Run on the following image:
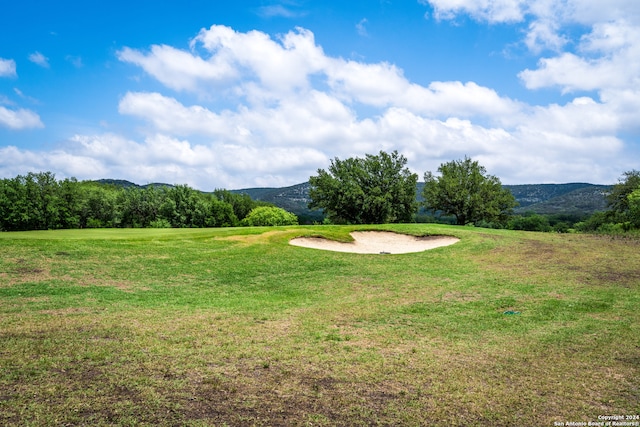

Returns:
94,179,612,219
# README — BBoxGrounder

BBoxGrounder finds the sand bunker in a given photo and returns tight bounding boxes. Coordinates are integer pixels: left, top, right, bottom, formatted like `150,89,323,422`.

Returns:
290,231,459,254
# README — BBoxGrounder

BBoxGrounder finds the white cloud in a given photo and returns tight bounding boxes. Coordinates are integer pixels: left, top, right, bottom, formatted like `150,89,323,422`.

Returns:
524,19,568,53
117,45,237,92
118,92,236,139
421,0,526,23
0,94,630,187
66,55,83,68
0,131,329,190
409,81,521,118
0,106,44,130
257,4,305,19
120,25,520,122
422,0,640,26
192,25,328,93
28,51,50,68
5,17,637,188
13,88,41,105
107,23,640,187
560,0,640,26
0,145,107,180
0,58,17,77
421,0,640,53
356,18,369,37
520,20,640,93
520,53,609,92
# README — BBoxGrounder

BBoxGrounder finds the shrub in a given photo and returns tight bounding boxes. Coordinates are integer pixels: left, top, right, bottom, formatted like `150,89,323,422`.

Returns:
241,206,298,227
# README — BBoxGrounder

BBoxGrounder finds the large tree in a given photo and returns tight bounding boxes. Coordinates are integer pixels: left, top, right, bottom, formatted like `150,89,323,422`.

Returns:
309,150,418,224
607,170,640,217
423,157,517,226
628,188,640,229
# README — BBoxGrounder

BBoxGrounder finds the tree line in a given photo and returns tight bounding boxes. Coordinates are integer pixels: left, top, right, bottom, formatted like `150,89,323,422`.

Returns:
3,155,638,233
0,172,297,231
309,151,640,233
310,152,518,227
571,170,640,233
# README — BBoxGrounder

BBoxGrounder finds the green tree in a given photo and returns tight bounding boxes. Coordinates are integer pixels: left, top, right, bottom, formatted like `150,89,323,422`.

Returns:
78,182,120,228
241,206,298,226
423,157,517,226
607,170,640,222
205,197,238,227
0,173,68,230
0,177,26,231
628,188,640,228
117,186,163,228
160,185,208,227
308,150,418,224
213,189,265,222
34,172,62,229
57,178,82,229
0,173,57,230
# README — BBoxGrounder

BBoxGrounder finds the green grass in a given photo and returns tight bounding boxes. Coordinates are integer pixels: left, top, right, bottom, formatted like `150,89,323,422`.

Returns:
0,225,638,426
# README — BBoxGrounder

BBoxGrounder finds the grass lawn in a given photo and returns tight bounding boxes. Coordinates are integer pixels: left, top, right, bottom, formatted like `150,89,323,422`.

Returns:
0,224,638,426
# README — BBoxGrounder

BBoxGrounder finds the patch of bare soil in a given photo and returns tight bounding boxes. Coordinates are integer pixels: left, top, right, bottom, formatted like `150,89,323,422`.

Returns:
290,231,459,254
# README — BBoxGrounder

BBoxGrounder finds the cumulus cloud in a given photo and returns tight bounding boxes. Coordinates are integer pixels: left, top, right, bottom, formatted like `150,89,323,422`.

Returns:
117,45,237,92
122,25,520,121
414,0,640,177
524,19,568,53
0,132,328,190
6,11,638,189
421,0,640,52
521,20,640,92
97,22,635,187
0,58,17,77
0,106,44,130
192,25,328,93
28,51,50,68
118,92,236,139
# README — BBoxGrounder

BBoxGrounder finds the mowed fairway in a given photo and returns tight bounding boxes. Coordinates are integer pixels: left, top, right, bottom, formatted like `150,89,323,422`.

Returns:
0,225,638,426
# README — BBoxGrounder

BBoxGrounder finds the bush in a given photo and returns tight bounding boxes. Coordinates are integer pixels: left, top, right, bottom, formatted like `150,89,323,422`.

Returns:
150,219,172,228
574,211,610,232
241,206,298,227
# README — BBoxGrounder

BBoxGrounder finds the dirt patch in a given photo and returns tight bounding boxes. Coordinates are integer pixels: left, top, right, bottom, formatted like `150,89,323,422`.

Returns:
290,231,459,254
224,230,283,244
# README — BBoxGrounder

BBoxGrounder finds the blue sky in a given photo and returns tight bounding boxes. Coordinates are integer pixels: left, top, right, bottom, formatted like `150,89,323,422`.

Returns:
1,0,639,189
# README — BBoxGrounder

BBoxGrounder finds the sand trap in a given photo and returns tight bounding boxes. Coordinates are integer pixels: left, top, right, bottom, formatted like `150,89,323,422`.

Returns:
289,231,459,254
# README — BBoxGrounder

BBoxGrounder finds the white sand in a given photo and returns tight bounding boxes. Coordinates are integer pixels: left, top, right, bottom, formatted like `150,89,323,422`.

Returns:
289,231,459,254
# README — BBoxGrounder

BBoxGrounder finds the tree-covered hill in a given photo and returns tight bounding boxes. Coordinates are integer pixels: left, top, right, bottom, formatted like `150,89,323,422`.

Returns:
91,179,611,220
230,183,322,223
94,179,175,190
232,181,610,219
510,184,610,214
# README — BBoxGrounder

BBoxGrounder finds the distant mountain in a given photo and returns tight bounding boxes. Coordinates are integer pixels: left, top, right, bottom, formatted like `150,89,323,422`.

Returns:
94,179,612,219
233,182,612,219
94,179,140,188
508,184,611,215
230,182,323,222
505,183,605,208
93,179,174,190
